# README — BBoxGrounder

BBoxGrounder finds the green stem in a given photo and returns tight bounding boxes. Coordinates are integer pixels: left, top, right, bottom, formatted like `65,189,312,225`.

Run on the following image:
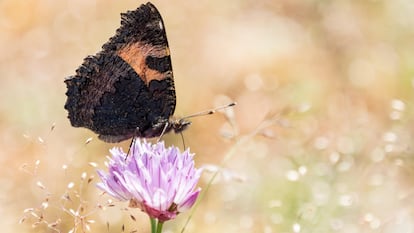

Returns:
150,218,157,233
156,221,164,233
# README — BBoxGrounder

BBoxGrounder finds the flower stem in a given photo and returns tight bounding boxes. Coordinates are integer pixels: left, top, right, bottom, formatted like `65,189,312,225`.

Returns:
156,221,164,233
150,218,157,233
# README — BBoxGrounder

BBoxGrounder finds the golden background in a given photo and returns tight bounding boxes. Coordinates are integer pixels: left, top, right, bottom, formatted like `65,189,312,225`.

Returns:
1,0,414,232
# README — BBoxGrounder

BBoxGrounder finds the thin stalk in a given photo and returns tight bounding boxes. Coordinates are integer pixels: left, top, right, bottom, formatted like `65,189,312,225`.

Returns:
180,117,277,233
156,221,164,233
150,218,157,233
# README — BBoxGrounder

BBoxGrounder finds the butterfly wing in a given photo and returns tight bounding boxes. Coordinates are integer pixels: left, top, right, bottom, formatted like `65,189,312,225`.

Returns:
64,3,176,143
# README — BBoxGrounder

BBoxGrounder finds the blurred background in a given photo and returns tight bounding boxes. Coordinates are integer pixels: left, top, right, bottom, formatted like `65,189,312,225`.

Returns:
1,0,414,232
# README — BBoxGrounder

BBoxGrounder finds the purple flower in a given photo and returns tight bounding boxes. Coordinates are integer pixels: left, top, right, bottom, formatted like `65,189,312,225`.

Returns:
97,140,202,222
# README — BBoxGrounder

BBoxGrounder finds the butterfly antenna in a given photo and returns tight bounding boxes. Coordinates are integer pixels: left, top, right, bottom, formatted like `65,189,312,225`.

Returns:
181,102,236,120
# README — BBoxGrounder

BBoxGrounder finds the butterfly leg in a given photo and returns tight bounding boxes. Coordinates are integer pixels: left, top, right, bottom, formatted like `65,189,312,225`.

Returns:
157,122,170,142
125,137,136,160
126,126,142,159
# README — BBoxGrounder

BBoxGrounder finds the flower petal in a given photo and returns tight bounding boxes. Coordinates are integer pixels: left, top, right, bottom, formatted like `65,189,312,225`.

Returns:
96,139,201,222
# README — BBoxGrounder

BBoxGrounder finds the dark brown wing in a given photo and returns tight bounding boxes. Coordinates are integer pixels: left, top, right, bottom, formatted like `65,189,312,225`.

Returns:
64,2,176,143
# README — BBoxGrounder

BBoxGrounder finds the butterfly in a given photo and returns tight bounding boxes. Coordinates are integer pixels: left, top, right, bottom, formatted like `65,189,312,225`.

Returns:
64,2,190,143
64,2,235,143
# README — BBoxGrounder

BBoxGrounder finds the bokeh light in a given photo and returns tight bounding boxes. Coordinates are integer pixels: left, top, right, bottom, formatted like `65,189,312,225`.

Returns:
2,0,414,232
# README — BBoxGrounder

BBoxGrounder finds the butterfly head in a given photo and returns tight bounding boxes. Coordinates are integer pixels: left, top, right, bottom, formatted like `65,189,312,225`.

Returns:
169,117,191,134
